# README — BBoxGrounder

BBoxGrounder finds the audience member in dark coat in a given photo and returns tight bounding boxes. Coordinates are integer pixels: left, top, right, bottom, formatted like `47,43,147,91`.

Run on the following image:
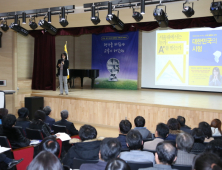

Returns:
2,114,30,149
54,110,78,136
117,119,132,150
134,116,152,139
0,108,8,135
165,118,183,141
15,107,30,136
190,128,206,155
43,106,55,128
199,122,214,143
62,125,101,168
177,116,192,134
205,139,222,159
29,110,51,137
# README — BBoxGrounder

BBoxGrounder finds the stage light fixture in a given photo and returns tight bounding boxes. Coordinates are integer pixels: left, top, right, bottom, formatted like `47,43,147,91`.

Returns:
59,7,69,27
210,1,222,23
106,2,124,30
9,22,29,36
22,12,26,24
14,14,18,25
0,31,2,48
153,5,168,27
29,17,38,30
0,20,9,32
141,0,145,14
182,1,194,17
48,11,51,23
132,6,143,22
38,19,57,35
91,4,100,25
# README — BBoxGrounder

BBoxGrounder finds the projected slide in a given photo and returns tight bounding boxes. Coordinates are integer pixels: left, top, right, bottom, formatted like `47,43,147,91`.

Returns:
155,29,222,88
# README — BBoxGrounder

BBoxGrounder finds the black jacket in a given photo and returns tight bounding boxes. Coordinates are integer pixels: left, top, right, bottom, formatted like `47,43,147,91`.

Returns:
180,125,192,134
190,143,206,155
29,120,51,137
62,139,101,167
15,118,31,136
54,119,78,136
2,127,30,149
57,59,69,76
117,134,128,149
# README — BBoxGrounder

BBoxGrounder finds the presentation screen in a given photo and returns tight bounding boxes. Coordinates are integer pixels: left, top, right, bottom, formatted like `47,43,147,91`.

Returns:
141,27,222,92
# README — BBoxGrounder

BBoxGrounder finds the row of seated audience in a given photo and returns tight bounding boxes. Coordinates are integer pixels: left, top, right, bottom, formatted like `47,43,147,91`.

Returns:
0,106,222,170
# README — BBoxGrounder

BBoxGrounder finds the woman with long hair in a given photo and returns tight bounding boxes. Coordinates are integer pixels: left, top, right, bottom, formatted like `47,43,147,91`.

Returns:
209,67,222,86
211,119,222,136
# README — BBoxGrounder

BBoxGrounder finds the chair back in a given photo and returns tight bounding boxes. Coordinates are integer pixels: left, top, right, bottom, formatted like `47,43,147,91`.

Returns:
0,136,12,148
26,128,44,140
172,165,192,170
63,165,70,170
72,158,99,169
127,161,153,170
14,126,26,137
52,124,68,134
213,136,222,140
56,138,62,158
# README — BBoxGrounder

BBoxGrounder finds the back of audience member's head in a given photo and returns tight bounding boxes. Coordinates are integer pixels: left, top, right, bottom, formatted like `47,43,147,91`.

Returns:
191,128,205,143
60,110,68,120
205,140,222,159
211,119,222,133
134,116,146,127
176,133,194,152
192,152,222,170
156,141,177,165
27,151,63,170
39,136,60,157
119,120,132,134
0,108,8,119
156,123,169,139
34,110,46,121
100,138,121,162
105,158,131,170
167,118,180,130
177,116,186,127
79,124,97,141
18,107,29,118
2,114,16,128
126,130,143,150
43,106,52,116
199,122,212,139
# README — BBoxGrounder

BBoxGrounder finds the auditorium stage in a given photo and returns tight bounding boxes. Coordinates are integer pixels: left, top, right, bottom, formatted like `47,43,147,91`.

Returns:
19,88,222,133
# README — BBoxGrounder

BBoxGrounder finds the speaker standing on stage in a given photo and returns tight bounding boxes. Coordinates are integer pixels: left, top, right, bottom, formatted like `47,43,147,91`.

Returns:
57,53,69,95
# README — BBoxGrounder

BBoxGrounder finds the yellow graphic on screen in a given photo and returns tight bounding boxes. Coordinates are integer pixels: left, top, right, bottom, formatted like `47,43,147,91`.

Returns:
156,32,189,83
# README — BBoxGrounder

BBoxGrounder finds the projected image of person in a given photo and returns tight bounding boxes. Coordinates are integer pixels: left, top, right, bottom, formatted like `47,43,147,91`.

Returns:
209,67,222,86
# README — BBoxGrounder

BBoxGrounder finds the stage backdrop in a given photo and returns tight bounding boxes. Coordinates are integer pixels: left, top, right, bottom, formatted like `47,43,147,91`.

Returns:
92,31,138,90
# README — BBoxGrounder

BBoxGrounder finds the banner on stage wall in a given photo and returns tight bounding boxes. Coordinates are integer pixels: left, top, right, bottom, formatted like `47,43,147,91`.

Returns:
92,31,138,90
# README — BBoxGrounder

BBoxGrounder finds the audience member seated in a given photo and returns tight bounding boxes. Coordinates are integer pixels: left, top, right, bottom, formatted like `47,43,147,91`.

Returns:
80,138,121,170
27,151,63,170
0,153,23,169
54,110,78,136
174,133,195,165
177,116,191,134
119,130,155,164
105,158,131,170
190,128,206,154
199,122,214,143
2,114,30,149
62,124,102,167
117,120,132,150
29,110,51,137
38,136,60,157
139,141,178,170
211,119,222,137
43,106,55,128
15,107,30,136
192,152,222,170
0,108,8,135
165,118,183,141
144,123,169,151
134,116,152,140
205,139,222,159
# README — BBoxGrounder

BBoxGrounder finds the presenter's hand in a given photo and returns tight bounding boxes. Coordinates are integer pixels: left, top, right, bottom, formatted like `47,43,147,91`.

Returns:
61,61,64,65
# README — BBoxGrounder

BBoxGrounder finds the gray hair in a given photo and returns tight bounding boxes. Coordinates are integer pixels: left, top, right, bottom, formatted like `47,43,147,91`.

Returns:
176,133,194,153
43,106,52,116
61,110,68,119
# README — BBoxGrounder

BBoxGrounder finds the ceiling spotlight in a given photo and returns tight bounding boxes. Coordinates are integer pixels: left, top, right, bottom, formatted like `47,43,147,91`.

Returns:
0,20,9,32
48,11,51,23
9,22,29,36
91,4,100,25
132,7,143,22
210,1,222,23
182,1,195,17
22,12,26,24
14,14,18,25
38,19,57,35
141,0,145,14
59,7,69,27
29,17,38,30
153,5,168,27
106,2,124,30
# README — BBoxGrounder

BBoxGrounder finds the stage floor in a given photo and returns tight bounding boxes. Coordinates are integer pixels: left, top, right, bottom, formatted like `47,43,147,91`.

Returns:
31,88,222,112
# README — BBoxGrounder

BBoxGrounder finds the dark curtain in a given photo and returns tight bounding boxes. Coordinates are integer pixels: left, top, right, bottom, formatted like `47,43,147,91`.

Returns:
31,32,56,90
